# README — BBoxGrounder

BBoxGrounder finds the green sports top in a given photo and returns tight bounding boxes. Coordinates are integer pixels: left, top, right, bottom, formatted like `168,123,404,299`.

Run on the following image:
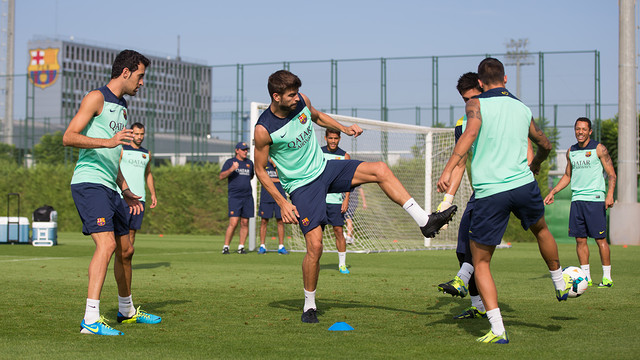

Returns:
569,140,606,202
119,144,150,202
71,86,128,191
471,88,535,198
321,145,347,204
255,97,326,194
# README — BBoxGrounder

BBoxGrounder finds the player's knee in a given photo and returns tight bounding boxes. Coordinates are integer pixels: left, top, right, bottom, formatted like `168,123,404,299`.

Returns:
121,245,135,260
307,242,323,257
373,161,392,180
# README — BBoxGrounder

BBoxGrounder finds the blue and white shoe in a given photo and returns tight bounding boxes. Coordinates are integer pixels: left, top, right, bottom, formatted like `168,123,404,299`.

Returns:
117,306,162,324
80,316,124,336
258,246,267,254
339,265,350,274
278,247,289,255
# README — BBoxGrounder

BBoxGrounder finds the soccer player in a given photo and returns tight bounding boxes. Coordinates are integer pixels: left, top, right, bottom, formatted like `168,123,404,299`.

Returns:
258,158,289,254
438,58,569,344
544,117,616,287
343,186,366,244
63,50,161,336
321,129,351,274
254,70,457,324
220,141,255,254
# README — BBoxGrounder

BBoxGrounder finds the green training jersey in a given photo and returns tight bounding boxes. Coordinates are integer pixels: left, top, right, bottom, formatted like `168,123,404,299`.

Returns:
569,140,606,202
119,144,150,202
70,86,128,191
321,145,347,204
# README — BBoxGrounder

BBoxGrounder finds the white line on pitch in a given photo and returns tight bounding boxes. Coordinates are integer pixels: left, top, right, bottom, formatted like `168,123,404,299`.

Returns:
0,251,218,263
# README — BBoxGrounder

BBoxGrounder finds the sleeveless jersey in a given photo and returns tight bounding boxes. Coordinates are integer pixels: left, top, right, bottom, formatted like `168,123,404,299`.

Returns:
261,162,285,203
471,87,534,198
255,97,326,193
569,140,605,202
321,145,347,204
119,144,150,202
71,86,128,191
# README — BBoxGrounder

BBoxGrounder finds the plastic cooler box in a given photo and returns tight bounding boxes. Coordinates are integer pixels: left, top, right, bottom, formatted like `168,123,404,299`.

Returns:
32,222,58,246
0,217,30,244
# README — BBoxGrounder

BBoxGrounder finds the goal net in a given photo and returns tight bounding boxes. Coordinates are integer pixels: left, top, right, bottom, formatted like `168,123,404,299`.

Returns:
248,102,472,253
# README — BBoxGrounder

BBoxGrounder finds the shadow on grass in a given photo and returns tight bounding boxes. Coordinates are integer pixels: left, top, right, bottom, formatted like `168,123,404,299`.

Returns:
268,298,429,316
133,262,171,270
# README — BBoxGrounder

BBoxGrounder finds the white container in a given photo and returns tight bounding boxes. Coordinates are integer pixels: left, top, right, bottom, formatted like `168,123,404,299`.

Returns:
32,221,58,246
0,217,30,244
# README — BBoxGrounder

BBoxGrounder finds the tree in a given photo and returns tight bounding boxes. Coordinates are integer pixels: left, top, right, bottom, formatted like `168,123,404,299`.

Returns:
33,131,78,165
0,142,20,164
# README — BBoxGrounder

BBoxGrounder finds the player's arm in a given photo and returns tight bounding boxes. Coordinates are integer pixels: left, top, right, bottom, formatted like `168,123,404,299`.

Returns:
116,168,143,215
528,117,552,175
145,152,158,208
437,98,481,193
341,152,351,213
527,139,534,165
254,125,299,224
62,90,133,148
302,93,363,138
544,149,572,205
219,160,239,180
597,143,617,209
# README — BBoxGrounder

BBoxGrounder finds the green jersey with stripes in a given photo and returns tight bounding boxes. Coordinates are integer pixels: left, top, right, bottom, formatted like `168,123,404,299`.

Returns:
321,145,347,204
472,87,534,198
71,86,128,191
119,144,150,202
569,140,605,202
255,97,326,193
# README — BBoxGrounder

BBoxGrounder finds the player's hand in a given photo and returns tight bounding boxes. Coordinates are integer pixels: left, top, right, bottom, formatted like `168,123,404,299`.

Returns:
437,172,451,193
543,192,555,205
344,124,363,138
122,189,143,215
279,202,299,224
110,129,134,148
605,195,614,209
341,201,348,213
150,194,158,209
529,161,541,175
362,203,367,210
230,161,240,171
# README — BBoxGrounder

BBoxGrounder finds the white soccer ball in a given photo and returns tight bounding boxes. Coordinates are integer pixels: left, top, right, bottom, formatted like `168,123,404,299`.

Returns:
562,266,589,298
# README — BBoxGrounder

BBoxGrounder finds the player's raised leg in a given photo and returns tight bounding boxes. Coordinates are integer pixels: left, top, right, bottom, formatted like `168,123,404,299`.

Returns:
351,161,456,237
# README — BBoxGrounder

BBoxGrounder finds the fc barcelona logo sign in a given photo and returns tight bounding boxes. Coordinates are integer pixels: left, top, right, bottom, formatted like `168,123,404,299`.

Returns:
585,151,592,158
298,113,308,124
28,48,60,89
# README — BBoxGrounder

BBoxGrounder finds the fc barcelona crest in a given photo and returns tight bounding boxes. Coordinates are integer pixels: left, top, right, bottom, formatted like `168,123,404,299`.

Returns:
298,113,308,124
585,151,592,157
28,48,60,89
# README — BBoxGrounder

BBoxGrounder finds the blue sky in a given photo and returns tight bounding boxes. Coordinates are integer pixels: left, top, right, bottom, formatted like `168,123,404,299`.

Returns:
14,1,628,147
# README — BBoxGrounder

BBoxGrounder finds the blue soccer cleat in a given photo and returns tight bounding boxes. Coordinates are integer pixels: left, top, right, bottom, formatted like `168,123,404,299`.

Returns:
338,265,350,274
556,274,572,301
258,246,267,254
278,246,289,255
477,330,509,344
598,278,613,288
80,316,124,336
117,306,162,324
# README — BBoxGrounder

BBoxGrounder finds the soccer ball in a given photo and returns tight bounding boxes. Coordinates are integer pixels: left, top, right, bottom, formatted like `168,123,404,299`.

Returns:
562,266,589,298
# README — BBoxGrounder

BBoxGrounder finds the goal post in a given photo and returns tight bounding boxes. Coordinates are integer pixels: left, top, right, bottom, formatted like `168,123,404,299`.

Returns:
248,102,472,253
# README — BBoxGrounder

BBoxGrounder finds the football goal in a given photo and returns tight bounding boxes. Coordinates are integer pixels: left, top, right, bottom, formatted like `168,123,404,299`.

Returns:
248,102,472,253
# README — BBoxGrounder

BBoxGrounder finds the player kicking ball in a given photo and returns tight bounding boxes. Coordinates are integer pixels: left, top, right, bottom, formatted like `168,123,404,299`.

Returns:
254,70,457,324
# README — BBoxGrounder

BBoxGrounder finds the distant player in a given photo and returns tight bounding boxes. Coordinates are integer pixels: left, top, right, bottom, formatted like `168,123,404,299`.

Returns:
220,142,255,254
321,129,351,274
544,117,616,287
254,70,456,324
438,58,569,344
258,158,289,254
63,49,160,336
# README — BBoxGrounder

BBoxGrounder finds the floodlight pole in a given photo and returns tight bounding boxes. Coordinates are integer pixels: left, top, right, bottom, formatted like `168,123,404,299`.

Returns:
610,0,640,245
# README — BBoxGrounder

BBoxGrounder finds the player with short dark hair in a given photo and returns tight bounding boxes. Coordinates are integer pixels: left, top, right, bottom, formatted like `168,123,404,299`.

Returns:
544,117,616,287
63,49,160,336
254,70,457,324
321,128,351,274
438,58,569,344
220,141,255,254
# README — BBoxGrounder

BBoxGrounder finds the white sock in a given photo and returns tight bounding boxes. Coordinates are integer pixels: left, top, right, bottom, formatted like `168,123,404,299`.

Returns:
84,298,100,324
602,265,612,281
550,267,565,290
471,295,485,312
223,245,229,250
303,289,316,312
278,244,284,250
260,244,266,249
118,295,136,317
486,308,505,336
457,262,474,286
580,264,591,281
402,198,429,227
238,244,245,250
338,252,346,267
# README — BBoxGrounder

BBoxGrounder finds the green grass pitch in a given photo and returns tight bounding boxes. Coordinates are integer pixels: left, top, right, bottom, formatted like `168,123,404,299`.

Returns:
0,233,638,359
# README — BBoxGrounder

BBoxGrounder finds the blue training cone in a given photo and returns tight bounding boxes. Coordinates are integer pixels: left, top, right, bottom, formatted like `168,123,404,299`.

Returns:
328,322,354,331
